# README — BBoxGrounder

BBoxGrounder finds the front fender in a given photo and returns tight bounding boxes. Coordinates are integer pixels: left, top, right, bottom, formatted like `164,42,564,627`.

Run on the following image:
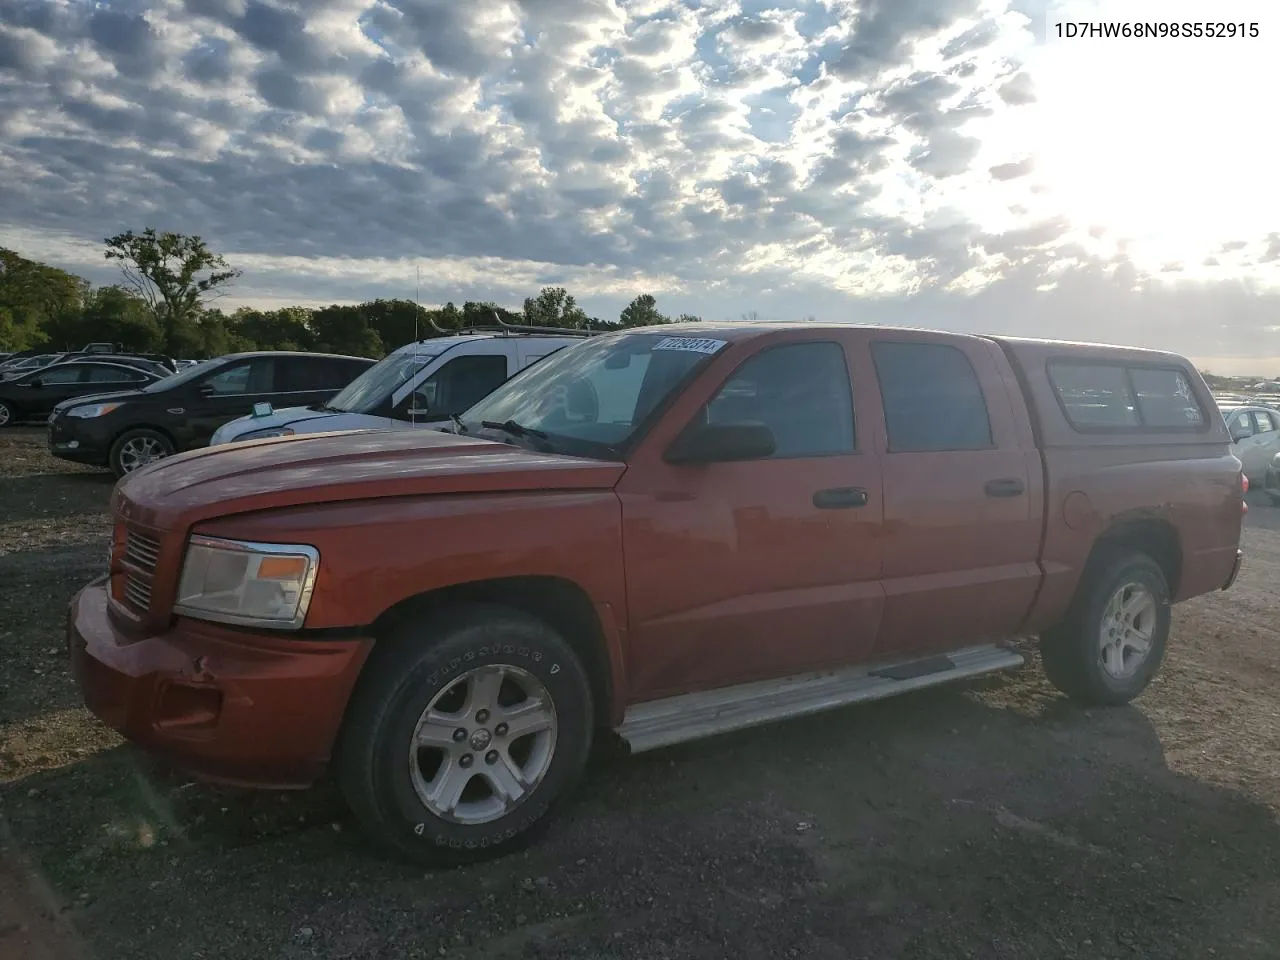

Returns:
191,491,628,631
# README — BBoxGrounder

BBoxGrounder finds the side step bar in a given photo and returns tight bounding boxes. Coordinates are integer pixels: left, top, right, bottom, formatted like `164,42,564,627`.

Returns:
617,643,1024,753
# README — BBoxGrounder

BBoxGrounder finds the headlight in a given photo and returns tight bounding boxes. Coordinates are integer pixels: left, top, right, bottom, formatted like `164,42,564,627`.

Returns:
174,536,319,629
67,402,124,419
236,427,295,442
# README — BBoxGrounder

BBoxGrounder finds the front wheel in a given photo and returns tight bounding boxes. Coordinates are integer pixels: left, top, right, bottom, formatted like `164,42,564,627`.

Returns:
0,400,14,428
1040,550,1171,706
336,604,594,864
109,428,175,477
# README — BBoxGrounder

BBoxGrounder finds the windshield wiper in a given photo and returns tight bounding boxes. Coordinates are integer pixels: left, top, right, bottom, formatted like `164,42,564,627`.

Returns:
450,413,469,434
481,419,548,440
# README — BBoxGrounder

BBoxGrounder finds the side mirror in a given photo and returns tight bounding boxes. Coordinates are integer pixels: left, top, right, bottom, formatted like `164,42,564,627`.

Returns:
1230,423,1252,442
665,421,776,464
199,383,216,397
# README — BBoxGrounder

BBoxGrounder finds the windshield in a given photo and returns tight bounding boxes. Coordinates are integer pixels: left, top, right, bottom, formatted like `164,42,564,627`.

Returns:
459,331,727,459
326,348,440,414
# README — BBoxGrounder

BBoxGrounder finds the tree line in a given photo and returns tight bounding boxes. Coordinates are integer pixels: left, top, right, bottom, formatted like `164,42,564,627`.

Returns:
0,229,700,359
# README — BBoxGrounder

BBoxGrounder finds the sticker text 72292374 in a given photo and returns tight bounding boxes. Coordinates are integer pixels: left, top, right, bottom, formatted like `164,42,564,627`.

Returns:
651,337,727,355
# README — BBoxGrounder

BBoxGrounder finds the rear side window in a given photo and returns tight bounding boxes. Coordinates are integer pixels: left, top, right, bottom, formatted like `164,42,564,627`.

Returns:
1048,363,1139,428
285,358,353,392
872,341,993,452
1049,362,1206,431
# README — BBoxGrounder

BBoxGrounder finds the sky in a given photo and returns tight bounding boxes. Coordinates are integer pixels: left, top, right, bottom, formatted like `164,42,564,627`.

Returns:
1,0,1278,374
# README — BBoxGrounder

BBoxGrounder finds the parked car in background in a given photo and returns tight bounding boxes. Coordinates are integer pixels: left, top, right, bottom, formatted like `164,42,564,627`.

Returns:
209,318,589,446
48,350,376,476
1220,404,1280,486
0,353,65,379
47,353,173,379
0,361,163,426
68,323,1243,864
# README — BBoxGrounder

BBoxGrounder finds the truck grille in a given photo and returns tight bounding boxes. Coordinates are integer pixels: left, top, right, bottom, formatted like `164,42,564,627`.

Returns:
122,528,161,613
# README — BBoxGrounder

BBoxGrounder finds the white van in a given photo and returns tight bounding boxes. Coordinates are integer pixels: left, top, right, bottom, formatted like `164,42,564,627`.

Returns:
209,319,592,446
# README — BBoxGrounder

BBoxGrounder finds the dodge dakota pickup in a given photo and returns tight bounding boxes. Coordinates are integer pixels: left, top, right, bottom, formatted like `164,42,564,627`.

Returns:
68,323,1245,863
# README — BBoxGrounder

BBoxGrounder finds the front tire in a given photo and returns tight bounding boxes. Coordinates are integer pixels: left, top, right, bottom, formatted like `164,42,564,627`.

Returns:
0,400,14,427
109,428,175,477
336,604,594,865
1040,550,1171,706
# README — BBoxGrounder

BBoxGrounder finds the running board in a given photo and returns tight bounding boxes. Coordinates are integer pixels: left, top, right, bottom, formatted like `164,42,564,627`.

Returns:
617,643,1024,754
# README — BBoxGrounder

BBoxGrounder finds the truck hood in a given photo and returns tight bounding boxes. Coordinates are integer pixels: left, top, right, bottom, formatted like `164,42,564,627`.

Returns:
114,428,626,531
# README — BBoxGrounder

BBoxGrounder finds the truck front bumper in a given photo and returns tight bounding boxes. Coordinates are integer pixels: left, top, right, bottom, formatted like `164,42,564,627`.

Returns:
67,580,372,788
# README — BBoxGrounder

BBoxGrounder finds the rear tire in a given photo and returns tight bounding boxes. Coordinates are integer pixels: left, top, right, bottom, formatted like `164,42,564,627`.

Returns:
109,428,174,477
1040,550,1171,706
336,604,594,865
0,400,14,428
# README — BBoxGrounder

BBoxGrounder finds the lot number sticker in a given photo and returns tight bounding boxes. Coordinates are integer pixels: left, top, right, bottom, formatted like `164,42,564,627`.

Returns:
652,337,727,355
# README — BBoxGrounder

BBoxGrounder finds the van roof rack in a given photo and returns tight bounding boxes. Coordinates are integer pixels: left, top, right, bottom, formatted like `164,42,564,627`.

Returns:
423,310,605,339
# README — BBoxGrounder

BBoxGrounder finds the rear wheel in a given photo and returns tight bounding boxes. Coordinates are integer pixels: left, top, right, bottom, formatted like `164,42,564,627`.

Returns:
109,428,174,477
336,604,594,864
0,400,14,427
1040,550,1171,706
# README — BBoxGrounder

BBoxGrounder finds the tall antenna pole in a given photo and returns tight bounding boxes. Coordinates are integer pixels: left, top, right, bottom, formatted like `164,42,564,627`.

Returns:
410,264,420,427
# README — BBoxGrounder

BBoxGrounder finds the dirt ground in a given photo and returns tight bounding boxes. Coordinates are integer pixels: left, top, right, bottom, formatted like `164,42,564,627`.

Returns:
1,425,1278,960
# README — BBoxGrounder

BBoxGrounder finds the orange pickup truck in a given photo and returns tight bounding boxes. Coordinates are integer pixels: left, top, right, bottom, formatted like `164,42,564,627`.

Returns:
68,323,1245,863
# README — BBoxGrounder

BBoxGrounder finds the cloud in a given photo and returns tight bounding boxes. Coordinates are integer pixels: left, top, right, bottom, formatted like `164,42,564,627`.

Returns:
0,0,1277,368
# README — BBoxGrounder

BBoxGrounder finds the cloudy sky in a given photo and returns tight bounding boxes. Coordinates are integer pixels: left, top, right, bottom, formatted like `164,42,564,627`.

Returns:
2,0,1277,372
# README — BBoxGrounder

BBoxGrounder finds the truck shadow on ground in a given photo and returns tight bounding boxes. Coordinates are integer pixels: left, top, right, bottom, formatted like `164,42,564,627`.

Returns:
3,666,1278,960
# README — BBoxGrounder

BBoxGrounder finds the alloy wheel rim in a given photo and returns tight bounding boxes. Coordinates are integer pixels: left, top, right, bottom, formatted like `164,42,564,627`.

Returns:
1098,581,1157,680
408,664,558,825
120,436,168,473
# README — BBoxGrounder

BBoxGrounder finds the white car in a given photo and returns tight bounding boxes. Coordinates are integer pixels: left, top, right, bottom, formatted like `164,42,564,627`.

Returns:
210,325,591,446
1222,404,1280,485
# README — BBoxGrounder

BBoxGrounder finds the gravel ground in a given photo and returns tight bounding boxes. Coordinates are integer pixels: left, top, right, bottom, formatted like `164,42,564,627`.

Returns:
2,425,1278,960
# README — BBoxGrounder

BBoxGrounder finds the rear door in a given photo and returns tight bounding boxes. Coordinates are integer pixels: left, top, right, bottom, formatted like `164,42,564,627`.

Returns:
277,356,362,409
870,333,1043,658
183,357,279,447
23,363,89,416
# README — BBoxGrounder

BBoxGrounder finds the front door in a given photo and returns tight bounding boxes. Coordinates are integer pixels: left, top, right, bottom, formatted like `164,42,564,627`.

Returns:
869,334,1044,658
183,357,280,448
618,335,885,701
390,345,514,428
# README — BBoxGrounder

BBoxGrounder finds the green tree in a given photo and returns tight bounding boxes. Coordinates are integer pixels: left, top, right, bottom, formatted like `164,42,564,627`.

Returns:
522,286,588,328
0,248,88,349
674,313,701,323
104,228,241,353
311,304,383,357
619,293,668,328
79,286,162,351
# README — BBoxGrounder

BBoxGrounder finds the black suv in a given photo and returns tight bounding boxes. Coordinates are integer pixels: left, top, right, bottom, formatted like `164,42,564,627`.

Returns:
48,351,375,476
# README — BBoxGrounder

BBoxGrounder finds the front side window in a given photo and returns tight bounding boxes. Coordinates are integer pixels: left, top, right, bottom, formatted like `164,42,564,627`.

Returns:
702,342,854,458
401,354,508,420
1254,411,1277,433
460,332,727,459
873,341,993,451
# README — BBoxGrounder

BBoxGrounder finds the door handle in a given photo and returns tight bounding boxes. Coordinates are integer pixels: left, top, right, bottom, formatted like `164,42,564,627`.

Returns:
984,478,1025,498
813,487,869,509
